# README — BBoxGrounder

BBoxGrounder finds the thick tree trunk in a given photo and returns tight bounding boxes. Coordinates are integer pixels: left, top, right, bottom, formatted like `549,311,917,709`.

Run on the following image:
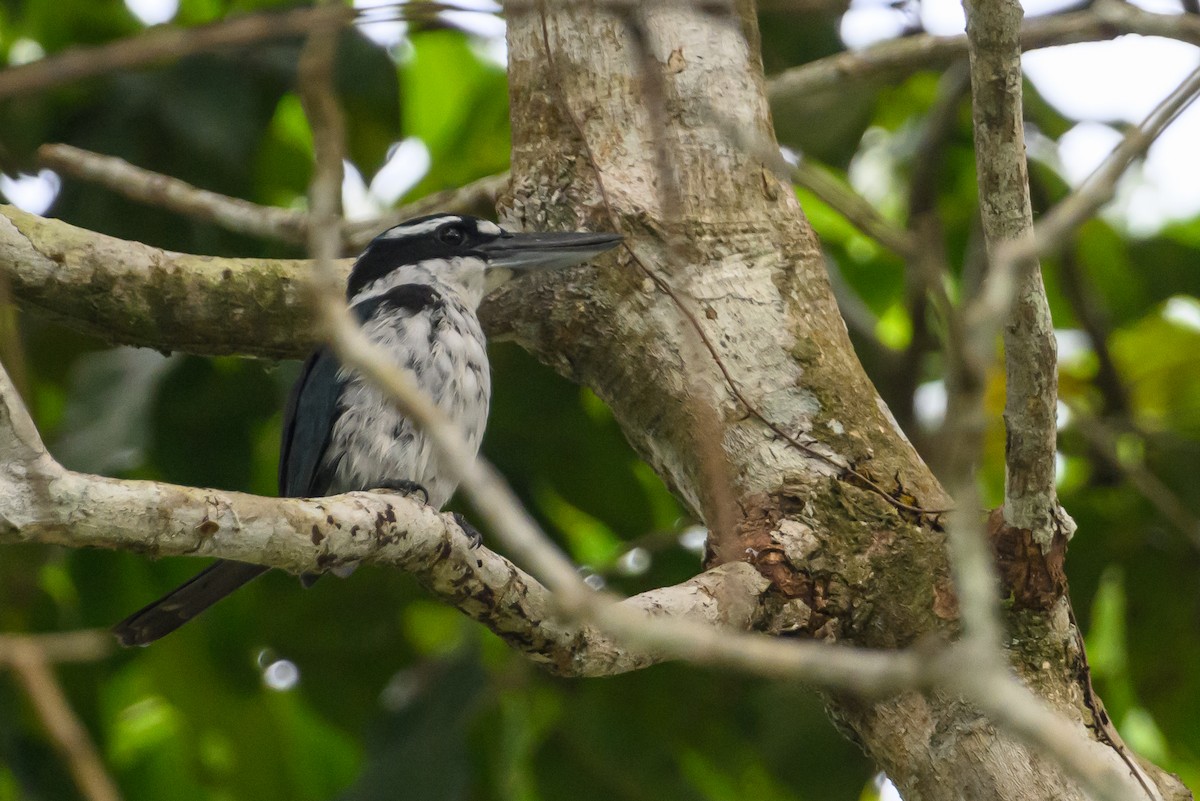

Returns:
494,4,1187,799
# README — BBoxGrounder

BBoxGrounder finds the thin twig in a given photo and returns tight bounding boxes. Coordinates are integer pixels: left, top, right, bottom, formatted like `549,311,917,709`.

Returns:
38,143,506,251
964,0,1062,544
1028,163,1132,423
1029,64,1200,256
1069,409,1200,551
767,2,1200,105
0,5,352,101
793,160,916,259
38,144,308,243
0,630,113,663
976,64,1200,352
1,638,122,801
892,67,968,445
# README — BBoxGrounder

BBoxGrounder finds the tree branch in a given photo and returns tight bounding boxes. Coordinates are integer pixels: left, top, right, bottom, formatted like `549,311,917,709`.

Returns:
0,354,788,677
964,0,1062,545
768,2,1200,105
0,204,325,358
38,144,308,243
37,144,506,252
1028,64,1200,255
792,159,916,258
0,5,352,102
0,638,123,801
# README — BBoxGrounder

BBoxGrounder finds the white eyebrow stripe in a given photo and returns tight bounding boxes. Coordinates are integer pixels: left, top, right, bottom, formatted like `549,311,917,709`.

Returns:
476,220,502,235
380,216,462,238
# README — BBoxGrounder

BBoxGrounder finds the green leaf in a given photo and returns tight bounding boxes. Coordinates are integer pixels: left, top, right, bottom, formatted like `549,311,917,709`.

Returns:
536,484,623,567
401,30,509,195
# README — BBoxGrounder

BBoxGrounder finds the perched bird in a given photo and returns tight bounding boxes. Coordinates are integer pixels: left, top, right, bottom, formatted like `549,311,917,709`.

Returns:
113,214,621,647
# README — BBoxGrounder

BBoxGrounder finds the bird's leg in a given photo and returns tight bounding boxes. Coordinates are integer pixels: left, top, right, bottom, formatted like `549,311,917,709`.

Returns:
373,479,430,505
451,513,484,549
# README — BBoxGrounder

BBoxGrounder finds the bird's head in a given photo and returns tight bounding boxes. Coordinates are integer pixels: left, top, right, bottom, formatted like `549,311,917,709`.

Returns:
347,214,623,308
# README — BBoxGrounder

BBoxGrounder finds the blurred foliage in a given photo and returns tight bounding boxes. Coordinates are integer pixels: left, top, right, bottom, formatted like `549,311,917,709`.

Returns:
0,1,1198,800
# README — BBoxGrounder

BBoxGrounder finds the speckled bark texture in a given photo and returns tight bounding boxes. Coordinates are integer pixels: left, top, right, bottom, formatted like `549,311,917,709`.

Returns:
0,206,331,358
964,0,1064,548
494,5,1185,799
0,4,1189,796
0,362,773,677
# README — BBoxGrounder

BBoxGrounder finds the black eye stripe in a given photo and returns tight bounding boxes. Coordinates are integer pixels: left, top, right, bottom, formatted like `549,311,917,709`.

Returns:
346,215,502,297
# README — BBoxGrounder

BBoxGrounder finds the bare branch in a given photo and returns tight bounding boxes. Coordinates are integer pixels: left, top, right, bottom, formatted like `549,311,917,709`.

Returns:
768,3,1200,104
0,631,113,663
792,159,916,259
0,355,784,677
0,204,326,358
1070,409,1200,551
964,0,1062,544
0,638,123,801
0,5,352,102
0,313,929,691
37,144,506,251
38,144,309,243
890,66,969,445
1031,64,1200,255
970,65,1200,406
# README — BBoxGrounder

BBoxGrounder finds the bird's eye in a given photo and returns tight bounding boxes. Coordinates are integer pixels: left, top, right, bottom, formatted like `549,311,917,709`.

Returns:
438,225,467,246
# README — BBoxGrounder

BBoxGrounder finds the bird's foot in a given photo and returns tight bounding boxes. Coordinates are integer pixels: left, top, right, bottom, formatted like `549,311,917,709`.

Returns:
451,513,484,549
373,479,430,505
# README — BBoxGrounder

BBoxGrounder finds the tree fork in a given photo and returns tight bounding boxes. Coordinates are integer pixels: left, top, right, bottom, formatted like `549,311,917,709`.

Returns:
499,4,1184,799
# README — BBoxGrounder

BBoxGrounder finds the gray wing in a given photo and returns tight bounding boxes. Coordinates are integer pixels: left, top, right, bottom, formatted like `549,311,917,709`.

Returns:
279,284,443,499
278,347,344,498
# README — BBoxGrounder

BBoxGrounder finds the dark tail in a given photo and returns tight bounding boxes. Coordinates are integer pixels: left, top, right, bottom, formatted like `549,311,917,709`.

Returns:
113,560,269,647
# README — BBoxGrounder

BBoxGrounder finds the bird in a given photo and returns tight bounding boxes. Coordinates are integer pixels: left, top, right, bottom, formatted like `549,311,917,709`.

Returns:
112,213,622,647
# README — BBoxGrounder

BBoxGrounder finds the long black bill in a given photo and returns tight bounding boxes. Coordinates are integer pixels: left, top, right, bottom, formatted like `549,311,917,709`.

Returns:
477,230,623,271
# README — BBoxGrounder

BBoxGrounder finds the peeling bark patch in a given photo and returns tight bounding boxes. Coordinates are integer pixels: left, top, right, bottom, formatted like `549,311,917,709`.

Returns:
932,576,959,621
373,505,396,538
666,47,686,74
987,508,1067,611
726,490,832,635
754,546,810,599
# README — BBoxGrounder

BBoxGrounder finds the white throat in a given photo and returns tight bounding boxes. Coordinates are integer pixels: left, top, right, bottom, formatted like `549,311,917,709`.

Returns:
355,256,492,308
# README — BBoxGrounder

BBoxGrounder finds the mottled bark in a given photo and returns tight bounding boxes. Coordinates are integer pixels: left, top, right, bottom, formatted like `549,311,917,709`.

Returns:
0,3,1189,797
0,362,773,677
0,206,325,358
964,0,1064,547
494,5,1181,799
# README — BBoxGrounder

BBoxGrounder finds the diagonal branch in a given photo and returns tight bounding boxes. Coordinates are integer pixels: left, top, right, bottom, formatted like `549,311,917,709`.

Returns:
0,354,780,678
792,159,916,259
768,2,1200,105
964,0,1062,545
0,638,122,801
0,204,329,358
0,5,352,102
37,144,507,252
